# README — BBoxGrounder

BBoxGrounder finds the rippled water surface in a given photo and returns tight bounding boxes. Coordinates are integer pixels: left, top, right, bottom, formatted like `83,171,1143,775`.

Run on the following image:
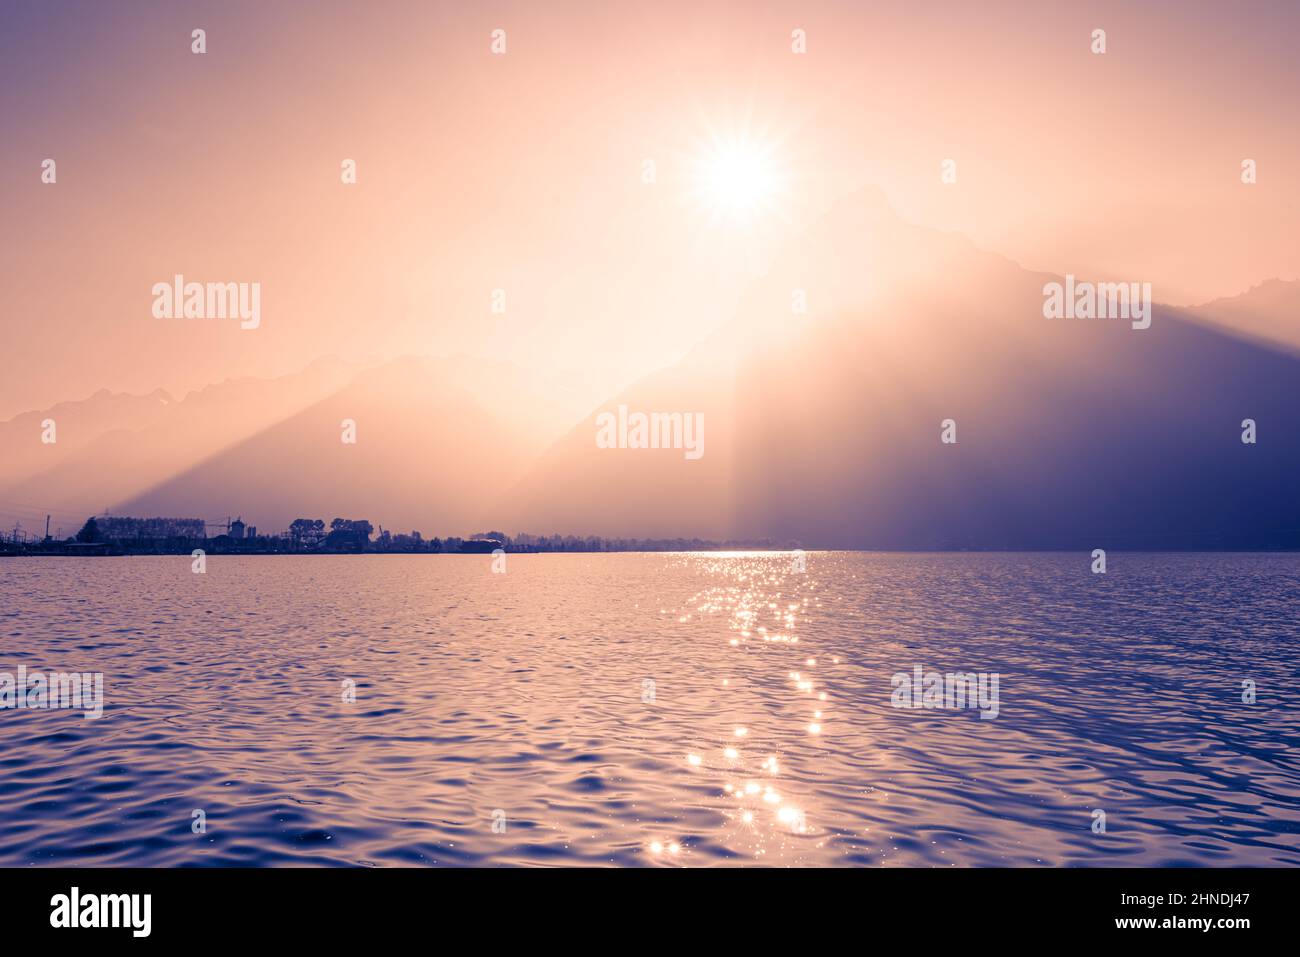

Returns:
1,552,1298,866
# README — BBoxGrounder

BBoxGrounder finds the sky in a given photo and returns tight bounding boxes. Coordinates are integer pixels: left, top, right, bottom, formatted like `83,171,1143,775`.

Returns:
3,0,1298,420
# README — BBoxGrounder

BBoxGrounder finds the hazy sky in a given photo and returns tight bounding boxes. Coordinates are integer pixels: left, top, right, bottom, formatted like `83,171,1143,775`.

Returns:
3,0,1297,419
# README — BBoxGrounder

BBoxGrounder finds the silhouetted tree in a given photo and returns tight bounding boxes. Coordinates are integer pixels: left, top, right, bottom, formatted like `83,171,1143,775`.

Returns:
325,518,373,549
289,518,325,544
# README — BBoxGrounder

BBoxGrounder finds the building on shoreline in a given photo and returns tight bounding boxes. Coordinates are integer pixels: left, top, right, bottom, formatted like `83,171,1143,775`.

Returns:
4,514,782,556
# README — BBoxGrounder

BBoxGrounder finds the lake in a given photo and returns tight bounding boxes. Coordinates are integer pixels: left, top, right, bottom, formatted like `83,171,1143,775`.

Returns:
1,552,1297,866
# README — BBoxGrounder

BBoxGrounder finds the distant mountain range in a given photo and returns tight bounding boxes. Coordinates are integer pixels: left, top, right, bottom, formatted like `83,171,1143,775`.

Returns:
1185,279,1300,355
111,356,593,536
3,190,1297,548
502,189,1300,548
1,357,360,527
0,355,591,537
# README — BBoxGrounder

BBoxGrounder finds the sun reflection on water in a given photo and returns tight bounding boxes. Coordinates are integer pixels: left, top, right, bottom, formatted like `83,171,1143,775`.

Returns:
650,551,837,863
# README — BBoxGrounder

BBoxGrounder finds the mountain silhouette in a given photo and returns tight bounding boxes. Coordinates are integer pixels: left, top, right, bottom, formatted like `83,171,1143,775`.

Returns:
4,190,1296,548
0,358,363,525
111,356,591,534
1185,279,1300,355
503,188,1300,548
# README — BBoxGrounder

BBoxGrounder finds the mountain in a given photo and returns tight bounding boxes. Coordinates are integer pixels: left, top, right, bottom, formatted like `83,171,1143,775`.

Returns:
0,358,365,529
0,387,177,493
503,189,1300,548
6,191,1296,548
1185,279,1300,354
0,355,590,536
110,355,591,534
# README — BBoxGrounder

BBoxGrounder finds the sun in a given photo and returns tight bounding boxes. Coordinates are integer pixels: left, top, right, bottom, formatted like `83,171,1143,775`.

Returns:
682,121,787,230
702,143,776,216
673,109,798,270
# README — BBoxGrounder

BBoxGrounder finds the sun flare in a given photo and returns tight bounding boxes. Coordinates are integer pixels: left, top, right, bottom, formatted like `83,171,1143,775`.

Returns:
702,144,776,214
674,111,798,272
683,123,787,232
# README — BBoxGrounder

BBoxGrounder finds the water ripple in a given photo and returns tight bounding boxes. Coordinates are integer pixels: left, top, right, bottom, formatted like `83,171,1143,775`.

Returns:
0,552,1297,866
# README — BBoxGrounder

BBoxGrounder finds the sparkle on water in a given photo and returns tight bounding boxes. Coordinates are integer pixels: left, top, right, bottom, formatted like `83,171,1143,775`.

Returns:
1,552,1298,866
